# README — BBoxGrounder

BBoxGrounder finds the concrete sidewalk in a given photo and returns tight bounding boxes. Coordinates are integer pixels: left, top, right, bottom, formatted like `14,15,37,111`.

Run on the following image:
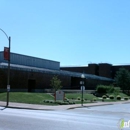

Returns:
0,100,130,111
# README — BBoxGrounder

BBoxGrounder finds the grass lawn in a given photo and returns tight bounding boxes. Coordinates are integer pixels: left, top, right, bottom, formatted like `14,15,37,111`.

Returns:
98,92,130,101
0,92,129,105
107,92,129,98
0,92,97,105
65,93,96,100
0,92,54,105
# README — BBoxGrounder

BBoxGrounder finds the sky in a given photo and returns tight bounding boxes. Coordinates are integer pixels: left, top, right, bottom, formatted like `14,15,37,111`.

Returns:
0,0,130,66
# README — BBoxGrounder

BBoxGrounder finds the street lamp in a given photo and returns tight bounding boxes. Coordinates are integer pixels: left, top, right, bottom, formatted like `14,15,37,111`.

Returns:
80,73,85,107
0,28,11,107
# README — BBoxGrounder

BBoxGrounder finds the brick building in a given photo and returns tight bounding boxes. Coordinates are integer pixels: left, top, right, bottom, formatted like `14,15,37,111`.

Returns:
61,63,130,79
0,51,113,92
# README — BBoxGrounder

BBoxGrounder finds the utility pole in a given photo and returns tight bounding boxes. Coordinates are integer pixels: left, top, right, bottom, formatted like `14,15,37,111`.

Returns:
0,28,11,107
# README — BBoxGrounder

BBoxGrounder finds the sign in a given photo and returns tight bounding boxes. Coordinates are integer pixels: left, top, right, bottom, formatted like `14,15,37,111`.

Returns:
4,47,10,61
80,81,84,85
55,91,65,101
81,86,85,91
7,85,10,91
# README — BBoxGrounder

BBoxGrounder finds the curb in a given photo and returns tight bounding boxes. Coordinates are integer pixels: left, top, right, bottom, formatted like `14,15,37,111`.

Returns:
0,101,130,111
67,103,114,110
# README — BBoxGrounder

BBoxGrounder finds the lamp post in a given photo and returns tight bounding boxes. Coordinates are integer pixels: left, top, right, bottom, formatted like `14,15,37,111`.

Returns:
80,73,85,107
0,28,11,107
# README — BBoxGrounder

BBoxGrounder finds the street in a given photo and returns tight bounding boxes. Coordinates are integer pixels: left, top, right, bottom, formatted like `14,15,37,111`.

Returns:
0,103,130,130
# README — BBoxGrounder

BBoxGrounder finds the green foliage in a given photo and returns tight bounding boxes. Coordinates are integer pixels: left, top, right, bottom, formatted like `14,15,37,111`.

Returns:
107,86,115,93
77,97,81,100
96,85,115,93
49,100,54,103
66,93,96,100
93,98,97,101
109,95,114,99
0,92,53,104
58,102,69,105
114,87,120,96
116,95,121,100
114,68,130,91
44,100,49,103
50,76,62,92
96,85,107,93
102,95,107,99
64,98,69,102
124,97,129,100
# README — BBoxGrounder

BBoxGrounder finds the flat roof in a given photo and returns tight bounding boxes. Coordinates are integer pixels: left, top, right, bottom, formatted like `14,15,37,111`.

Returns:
0,62,114,81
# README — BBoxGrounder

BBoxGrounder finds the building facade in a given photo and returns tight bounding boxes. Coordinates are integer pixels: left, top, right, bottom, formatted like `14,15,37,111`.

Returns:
0,51,113,92
61,63,130,79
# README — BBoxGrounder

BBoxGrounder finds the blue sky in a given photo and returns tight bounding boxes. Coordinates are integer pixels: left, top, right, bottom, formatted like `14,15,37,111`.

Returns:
0,0,130,66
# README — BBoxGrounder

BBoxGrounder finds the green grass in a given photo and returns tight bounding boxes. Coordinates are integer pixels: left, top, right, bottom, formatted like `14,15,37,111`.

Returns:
107,92,129,98
0,92,97,105
0,92,54,105
66,93,96,100
97,92,130,102
0,92,129,105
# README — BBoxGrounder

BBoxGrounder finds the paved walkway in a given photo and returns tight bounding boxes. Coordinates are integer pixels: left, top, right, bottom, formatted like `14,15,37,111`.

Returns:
0,100,130,111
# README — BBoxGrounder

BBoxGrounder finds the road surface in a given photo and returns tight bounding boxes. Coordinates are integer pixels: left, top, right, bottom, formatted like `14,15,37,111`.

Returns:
0,103,130,130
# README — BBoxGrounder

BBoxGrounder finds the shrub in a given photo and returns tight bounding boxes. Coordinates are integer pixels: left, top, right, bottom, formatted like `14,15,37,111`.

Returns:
116,95,121,100
49,101,54,103
96,85,107,93
64,99,69,102
107,86,115,93
44,100,50,103
109,95,114,100
114,87,120,96
77,97,81,100
73,102,76,104
59,102,69,105
93,98,97,101
124,97,129,100
64,99,70,103
96,85,115,93
69,102,74,104
102,95,107,99
46,100,50,103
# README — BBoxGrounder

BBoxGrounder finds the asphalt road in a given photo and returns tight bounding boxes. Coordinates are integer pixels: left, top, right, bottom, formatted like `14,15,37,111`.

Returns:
0,103,130,130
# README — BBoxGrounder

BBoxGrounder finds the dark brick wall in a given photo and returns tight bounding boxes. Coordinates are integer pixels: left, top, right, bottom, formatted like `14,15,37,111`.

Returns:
0,68,113,92
0,68,7,88
87,64,99,75
70,77,112,90
0,68,71,92
99,63,112,78
61,63,130,79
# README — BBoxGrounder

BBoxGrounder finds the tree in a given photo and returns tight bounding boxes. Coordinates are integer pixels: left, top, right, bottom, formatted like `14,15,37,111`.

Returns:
114,68,130,93
50,76,62,92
